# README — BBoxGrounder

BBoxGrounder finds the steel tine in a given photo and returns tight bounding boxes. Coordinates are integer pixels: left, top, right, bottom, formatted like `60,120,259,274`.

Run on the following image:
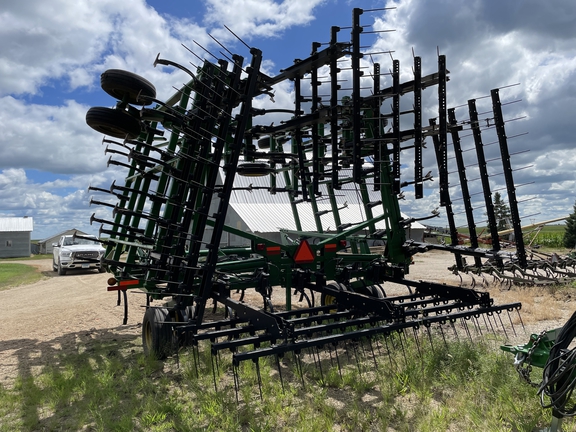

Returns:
480,313,493,336
352,340,362,376
507,310,518,337
471,316,482,336
211,354,219,392
233,364,240,404
438,323,449,349
254,359,263,401
315,347,325,384
412,327,423,358
516,309,526,333
296,352,306,389
397,331,408,365
425,324,435,353
461,319,473,342
496,311,509,340
368,337,379,369
192,345,200,378
327,342,335,368
344,340,352,362
374,334,383,357
333,342,343,380
383,335,396,370
486,312,497,335
275,354,285,393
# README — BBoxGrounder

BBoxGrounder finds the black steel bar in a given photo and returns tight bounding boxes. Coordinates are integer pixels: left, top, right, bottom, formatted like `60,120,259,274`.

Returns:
468,98,501,254
351,8,364,183
413,56,423,199
392,59,401,194
491,88,526,267
437,55,448,206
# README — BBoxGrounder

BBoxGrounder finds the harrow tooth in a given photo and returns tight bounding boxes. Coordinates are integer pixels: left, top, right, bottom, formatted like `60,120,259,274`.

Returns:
314,347,325,384
232,364,240,404
254,359,263,401
334,343,343,380
211,352,218,392
496,311,509,340
506,311,518,338
368,338,379,369
295,352,306,389
275,355,285,393
412,327,423,358
424,325,435,353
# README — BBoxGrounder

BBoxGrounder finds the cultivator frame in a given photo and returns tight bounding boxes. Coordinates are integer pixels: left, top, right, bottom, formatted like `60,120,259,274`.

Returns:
83,8,539,371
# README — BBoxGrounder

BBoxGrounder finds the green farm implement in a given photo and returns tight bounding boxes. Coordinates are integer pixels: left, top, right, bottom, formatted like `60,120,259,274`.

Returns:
82,8,574,387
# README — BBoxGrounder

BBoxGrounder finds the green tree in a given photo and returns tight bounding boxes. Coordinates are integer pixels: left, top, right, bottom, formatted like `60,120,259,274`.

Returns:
563,201,576,248
493,192,511,231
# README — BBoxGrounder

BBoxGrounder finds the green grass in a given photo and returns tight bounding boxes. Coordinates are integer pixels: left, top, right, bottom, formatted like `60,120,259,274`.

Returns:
0,263,44,290
0,332,573,431
0,254,52,261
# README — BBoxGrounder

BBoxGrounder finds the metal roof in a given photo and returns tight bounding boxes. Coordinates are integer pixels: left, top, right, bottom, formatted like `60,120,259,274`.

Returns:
222,169,425,233
0,217,34,232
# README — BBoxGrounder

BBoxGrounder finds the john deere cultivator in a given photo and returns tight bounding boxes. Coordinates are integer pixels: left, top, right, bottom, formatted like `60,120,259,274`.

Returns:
84,8,538,374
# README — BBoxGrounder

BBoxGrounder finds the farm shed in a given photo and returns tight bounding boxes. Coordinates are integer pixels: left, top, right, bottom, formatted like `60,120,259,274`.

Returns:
203,171,426,246
37,229,88,254
0,217,34,258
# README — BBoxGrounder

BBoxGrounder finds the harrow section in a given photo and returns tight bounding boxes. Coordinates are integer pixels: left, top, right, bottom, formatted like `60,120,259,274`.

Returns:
84,8,529,371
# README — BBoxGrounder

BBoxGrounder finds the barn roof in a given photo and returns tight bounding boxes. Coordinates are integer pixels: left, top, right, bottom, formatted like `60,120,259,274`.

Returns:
225,169,426,233
0,217,34,232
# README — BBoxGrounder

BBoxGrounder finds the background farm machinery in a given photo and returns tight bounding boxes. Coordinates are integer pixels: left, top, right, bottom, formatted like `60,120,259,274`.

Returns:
83,8,575,377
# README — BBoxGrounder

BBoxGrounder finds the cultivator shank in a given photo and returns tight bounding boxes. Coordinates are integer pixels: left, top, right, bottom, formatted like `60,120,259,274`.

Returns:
85,8,531,375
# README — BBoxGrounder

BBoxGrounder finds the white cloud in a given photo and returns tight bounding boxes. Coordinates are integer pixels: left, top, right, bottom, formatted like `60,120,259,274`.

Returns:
204,0,326,41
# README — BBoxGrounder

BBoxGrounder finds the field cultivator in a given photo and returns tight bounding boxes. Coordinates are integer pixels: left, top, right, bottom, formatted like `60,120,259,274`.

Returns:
83,8,540,378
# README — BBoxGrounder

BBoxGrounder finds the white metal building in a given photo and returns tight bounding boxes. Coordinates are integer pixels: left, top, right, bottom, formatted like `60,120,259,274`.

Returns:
0,217,34,258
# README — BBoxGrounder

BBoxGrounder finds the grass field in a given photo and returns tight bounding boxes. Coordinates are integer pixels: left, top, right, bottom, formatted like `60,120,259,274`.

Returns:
1,331,571,431
0,263,43,291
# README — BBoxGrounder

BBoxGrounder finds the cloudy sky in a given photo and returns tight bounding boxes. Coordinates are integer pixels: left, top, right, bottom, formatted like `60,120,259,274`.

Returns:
1,0,575,240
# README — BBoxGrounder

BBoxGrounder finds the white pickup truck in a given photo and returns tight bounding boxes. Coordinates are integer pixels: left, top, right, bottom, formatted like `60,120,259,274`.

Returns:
52,234,106,275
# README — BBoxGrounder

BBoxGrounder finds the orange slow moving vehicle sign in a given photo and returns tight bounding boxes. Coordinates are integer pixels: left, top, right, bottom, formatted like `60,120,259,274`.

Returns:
293,240,315,264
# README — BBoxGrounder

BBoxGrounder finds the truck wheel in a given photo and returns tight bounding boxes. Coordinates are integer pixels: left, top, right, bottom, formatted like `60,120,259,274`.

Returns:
86,107,142,139
57,259,66,276
142,307,174,359
100,69,156,105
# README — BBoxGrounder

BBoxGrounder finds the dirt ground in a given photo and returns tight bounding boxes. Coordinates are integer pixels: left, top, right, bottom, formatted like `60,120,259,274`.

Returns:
0,251,574,387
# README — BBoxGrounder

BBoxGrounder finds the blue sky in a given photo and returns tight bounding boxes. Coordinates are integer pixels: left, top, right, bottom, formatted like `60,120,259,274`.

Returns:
1,0,576,240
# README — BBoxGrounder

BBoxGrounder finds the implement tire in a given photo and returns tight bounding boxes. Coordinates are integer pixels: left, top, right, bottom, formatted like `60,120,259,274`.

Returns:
142,307,174,359
101,69,156,105
321,282,348,312
86,107,141,139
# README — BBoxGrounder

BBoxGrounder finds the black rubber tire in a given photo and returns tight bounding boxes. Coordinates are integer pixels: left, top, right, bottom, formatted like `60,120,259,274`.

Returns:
57,259,66,276
366,285,385,299
142,307,174,359
100,69,156,105
237,163,274,177
321,282,347,310
86,107,142,139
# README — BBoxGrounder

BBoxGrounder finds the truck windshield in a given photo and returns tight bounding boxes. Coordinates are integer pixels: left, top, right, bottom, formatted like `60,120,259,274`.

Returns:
64,238,100,246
